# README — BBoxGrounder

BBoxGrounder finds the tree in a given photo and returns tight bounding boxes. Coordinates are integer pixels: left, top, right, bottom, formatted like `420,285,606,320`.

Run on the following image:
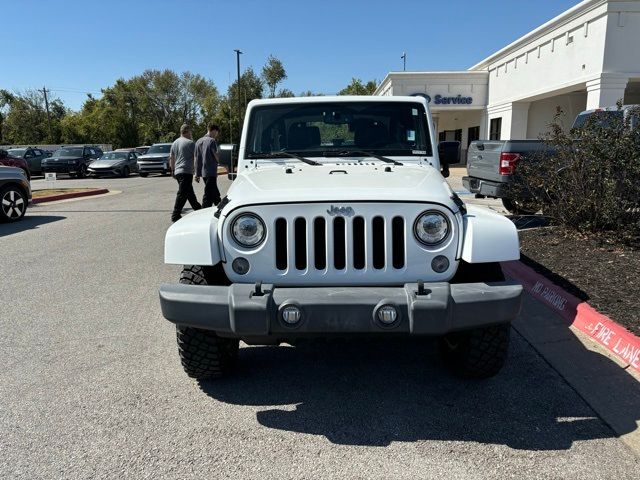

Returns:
276,88,295,98
338,78,378,96
1,89,64,145
299,90,324,97
221,67,265,143
261,55,287,98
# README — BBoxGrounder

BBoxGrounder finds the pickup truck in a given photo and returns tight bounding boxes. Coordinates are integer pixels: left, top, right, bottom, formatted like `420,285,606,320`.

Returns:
463,140,551,214
463,104,638,215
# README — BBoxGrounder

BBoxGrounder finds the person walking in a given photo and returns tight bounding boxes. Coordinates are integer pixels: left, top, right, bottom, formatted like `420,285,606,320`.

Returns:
194,122,222,208
170,124,202,222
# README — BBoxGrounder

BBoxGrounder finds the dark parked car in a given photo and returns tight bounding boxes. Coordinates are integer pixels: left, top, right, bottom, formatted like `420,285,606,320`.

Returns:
41,146,103,178
5,147,48,175
0,166,31,222
0,149,30,180
137,143,171,177
88,149,139,177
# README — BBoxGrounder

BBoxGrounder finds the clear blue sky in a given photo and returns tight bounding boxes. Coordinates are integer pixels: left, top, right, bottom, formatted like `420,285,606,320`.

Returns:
4,0,579,110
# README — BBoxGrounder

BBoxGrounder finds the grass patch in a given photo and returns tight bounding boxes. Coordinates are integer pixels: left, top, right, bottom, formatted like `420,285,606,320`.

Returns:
32,188,99,198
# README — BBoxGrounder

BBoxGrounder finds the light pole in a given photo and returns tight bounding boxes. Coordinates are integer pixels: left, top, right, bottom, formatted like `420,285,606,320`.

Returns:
401,52,406,72
234,49,243,137
232,49,243,175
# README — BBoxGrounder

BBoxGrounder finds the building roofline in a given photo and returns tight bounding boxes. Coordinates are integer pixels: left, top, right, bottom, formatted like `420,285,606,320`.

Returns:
469,0,607,71
374,71,488,95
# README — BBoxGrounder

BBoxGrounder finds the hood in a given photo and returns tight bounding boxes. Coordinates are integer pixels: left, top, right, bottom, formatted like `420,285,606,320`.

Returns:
91,159,124,167
225,163,458,211
44,155,83,162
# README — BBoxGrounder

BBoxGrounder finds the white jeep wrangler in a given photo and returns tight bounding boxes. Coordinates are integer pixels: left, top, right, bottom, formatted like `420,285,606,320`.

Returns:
160,96,522,379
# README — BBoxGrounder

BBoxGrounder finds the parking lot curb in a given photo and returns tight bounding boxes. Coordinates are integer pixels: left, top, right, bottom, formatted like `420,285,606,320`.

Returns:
502,260,640,373
32,188,110,204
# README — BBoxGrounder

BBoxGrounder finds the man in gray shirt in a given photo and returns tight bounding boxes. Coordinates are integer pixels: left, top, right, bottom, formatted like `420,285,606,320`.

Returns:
195,122,221,208
170,124,201,222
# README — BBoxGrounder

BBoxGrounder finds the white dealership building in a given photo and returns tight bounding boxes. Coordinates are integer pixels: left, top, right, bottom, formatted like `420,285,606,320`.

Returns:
375,0,640,158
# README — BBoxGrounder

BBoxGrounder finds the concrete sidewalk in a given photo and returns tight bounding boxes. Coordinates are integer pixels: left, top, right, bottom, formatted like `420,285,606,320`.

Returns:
515,293,640,456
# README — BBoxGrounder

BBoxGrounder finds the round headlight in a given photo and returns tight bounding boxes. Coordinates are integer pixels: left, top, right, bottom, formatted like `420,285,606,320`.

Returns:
231,213,266,247
414,211,450,246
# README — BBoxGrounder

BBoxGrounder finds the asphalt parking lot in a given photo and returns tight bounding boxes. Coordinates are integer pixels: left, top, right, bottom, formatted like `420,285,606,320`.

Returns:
1,172,638,479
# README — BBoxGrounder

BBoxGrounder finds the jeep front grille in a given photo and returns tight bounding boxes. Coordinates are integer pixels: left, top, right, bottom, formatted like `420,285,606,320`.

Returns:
274,215,406,271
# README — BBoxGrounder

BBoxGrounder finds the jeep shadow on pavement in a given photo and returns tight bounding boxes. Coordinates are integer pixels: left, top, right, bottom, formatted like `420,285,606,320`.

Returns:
195,333,640,449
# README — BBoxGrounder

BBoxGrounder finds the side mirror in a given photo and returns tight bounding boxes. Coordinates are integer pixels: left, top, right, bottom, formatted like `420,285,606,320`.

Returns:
227,173,237,181
0,149,7,159
437,141,461,165
218,144,236,169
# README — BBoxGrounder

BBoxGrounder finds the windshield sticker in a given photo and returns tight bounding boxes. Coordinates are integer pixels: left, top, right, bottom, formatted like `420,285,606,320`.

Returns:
412,150,427,155
412,108,418,116
407,130,415,141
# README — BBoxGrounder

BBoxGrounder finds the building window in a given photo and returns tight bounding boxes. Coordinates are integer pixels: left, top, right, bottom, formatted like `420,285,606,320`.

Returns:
439,131,446,142
490,118,502,140
467,126,480,146
454,129,462,142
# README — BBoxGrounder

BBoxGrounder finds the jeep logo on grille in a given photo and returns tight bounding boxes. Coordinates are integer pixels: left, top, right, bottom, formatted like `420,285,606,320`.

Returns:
327,205,355,217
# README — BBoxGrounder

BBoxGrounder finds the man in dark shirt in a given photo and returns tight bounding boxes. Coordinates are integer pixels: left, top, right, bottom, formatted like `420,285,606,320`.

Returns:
194,123,222,208
170,124,201,222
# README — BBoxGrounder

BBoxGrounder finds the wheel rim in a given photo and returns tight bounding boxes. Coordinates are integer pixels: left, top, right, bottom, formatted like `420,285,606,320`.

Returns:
1,189,25,219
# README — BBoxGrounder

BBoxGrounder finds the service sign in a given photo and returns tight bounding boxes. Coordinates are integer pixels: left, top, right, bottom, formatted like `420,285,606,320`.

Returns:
412,92,473,105
45,172,56,181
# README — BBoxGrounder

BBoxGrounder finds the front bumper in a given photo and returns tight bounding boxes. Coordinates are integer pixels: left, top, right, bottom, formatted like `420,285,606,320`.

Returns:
159,281,523,337
138,162,168,173
88,167,121,176
462,176,508,198
42,164,75,174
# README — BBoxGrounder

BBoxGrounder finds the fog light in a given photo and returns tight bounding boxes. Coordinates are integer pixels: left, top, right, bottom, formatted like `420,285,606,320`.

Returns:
281,305,302,325
376,305,398,325
232,257,250,275
431,255,449,273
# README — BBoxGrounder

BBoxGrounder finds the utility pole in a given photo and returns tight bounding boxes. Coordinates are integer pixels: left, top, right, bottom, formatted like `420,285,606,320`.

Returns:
41,86,53,142
233,49,243,175
401,52,407,72
228,72,233,144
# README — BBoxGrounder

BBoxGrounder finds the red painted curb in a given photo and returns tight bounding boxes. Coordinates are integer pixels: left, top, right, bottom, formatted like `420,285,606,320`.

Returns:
502,260,640,372
32,188,109,204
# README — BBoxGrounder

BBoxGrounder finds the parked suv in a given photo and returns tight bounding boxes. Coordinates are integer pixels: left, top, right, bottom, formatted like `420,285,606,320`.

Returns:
41,146,103,178
0,166,31,222
159,96,523,381
137,143,171,177
5,147,48,175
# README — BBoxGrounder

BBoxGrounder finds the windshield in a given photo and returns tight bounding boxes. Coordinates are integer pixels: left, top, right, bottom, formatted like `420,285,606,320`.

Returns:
573,110,624,129
54,147,83,157
246,101,432,158
146,144,171,154
99,152,128,160
7,149,26,157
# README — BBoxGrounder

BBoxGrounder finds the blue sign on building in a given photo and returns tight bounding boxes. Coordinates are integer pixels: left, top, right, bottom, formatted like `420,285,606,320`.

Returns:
411,93,473,105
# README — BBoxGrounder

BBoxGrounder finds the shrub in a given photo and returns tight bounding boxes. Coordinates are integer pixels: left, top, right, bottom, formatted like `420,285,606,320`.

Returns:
516,103,640,236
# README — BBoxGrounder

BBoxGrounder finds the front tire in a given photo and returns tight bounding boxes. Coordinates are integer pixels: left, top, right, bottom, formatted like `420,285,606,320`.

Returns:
175,265,238,379
0,185,28,222
121,166,130,178
439,324,510,379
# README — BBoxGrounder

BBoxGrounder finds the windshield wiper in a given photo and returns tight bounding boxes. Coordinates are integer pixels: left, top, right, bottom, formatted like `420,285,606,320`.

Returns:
246,151,321,166
330,150,403,166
